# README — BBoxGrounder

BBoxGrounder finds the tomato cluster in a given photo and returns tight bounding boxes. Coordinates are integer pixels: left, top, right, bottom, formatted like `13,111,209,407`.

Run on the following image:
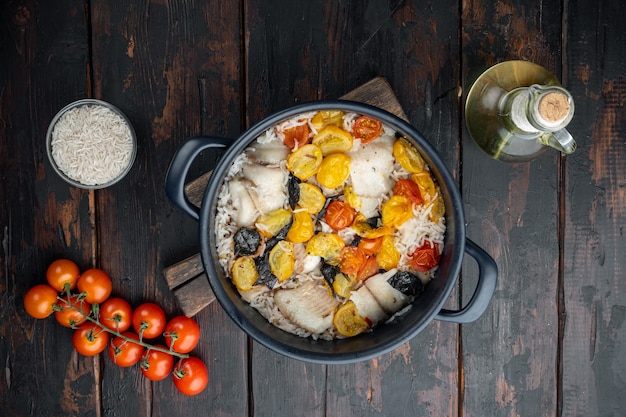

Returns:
23,259,208,396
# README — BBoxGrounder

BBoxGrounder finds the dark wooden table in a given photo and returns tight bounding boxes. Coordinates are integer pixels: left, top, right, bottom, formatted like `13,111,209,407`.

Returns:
2,1,624,416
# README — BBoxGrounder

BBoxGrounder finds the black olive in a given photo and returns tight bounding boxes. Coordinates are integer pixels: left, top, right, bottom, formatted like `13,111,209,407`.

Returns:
320,260,340,286
288,175,300,209
387,271,424,296
265,221,292,252
233,227,262,256
254,254,278,289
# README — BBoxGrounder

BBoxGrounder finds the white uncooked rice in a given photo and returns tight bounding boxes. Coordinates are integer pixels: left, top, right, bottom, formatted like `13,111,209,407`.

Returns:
51,104,134,186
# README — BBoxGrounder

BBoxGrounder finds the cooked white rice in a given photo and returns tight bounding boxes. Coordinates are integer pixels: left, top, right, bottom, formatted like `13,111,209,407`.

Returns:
51,104,134,186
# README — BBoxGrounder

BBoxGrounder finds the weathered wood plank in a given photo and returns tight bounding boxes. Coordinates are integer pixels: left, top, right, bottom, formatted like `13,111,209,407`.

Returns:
89,0,246,416
461,0,563,416
561,0,626,415
245,1,460,417
0,1,97,417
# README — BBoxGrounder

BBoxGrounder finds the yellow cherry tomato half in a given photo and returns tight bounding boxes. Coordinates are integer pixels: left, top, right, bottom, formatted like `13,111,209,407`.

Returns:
316,153,351,189
269,241,295,282
287,210,315,243
297,183,326,214
333,301,369,337
393,137,426,173
286,144,323,180
312,126,353,156
381,195,413,228
311,110,345,131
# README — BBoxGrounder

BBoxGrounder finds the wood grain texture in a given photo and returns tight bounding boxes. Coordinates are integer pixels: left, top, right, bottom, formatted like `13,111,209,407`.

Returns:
562,0,626,415
461,0,562,416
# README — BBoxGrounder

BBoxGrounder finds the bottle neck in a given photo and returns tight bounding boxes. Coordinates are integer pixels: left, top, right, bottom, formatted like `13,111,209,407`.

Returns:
500,84,574,134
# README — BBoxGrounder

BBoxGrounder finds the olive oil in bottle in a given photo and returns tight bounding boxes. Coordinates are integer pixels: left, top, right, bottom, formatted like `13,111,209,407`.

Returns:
465,60,575,162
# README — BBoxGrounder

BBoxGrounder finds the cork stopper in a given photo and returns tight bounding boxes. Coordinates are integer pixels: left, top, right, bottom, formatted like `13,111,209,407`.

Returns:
538,92,571,123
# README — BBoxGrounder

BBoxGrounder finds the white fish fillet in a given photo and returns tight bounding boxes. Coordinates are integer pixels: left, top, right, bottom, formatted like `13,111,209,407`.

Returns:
363,269,408,315
228,179,260,227
274,280,339,334
242,163,287,213
348,133,395,217
349,285,388,324
247,139,290,165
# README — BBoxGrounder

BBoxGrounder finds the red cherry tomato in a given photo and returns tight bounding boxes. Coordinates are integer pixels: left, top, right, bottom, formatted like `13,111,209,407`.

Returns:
109,332,144,367
140,346,174,381
357,237,383,256
54,295,91,328
164,316,201,354
100,297,133,332
353,115,382,143
77,268,112,304
407,241,441,273
46,259,80,292
339,246,367,275
356,255,379,282
393,179,423,206
282,123,310,149
173,357,209,396
132,303,167,340
24,284,59,319
72,322,110,356
324,200,356,230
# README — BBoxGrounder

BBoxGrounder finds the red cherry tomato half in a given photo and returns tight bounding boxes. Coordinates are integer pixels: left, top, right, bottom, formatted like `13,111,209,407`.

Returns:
356,255,379,282
282,123,310,149
109,332,144,367
353,116,382,143
357,237,383,256
324,200,356,231
132,302,167,340
164,316,201,354
141,346,174,381
72,322,110,356
339,246,367,275
393,179,423,206
24,284,59,319
407,241,441,273
77,268,112,304
100,297,133,332
173,357,209,396
54,295,91,328
46,259,80,292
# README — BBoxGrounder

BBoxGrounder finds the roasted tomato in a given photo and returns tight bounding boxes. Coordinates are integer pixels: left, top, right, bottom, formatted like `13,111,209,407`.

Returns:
231,257,259,291
316,153,351,189
324,200,356,230
255,208,292,238
305,233,346,265
333,301,369,337
357,237,383,256
312,126,353,155
376,235,401,270
286,210,315,243
311,110,344,131
356,256,379,282
269,240,295,282
393,178,423,206
282,123,310,149
381,195,413,228
393,137,426,173
407,241,441,273
339,246,367,275
353,116,382,143
297,183,326,214
412,171,445,222
286,144,323,180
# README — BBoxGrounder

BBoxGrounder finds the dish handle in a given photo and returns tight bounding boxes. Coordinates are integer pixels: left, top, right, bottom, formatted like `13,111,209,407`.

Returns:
165,135,231,220
435,239,498,323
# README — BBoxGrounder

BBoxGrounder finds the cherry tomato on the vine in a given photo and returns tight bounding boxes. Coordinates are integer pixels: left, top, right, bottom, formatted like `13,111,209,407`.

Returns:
54,295,91,328
24,284,58,319
164,316,200,354
140,346,174,381
324,200,356,231
99,297,133,332
46,259,80,292
109,332,144,367
72,322,110,356
132,303,167,340
77,268,112,304
173,357,208,396
353,116,382,143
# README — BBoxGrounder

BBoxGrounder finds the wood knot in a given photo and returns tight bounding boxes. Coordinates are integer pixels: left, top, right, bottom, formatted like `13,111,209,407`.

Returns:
12,5,31,27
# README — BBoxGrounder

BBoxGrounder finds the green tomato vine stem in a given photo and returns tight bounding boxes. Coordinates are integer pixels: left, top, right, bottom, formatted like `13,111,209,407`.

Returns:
56,290,189,360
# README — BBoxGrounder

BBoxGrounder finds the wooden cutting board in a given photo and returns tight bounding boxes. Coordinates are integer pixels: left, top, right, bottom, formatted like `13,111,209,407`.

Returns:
163,76,408,317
